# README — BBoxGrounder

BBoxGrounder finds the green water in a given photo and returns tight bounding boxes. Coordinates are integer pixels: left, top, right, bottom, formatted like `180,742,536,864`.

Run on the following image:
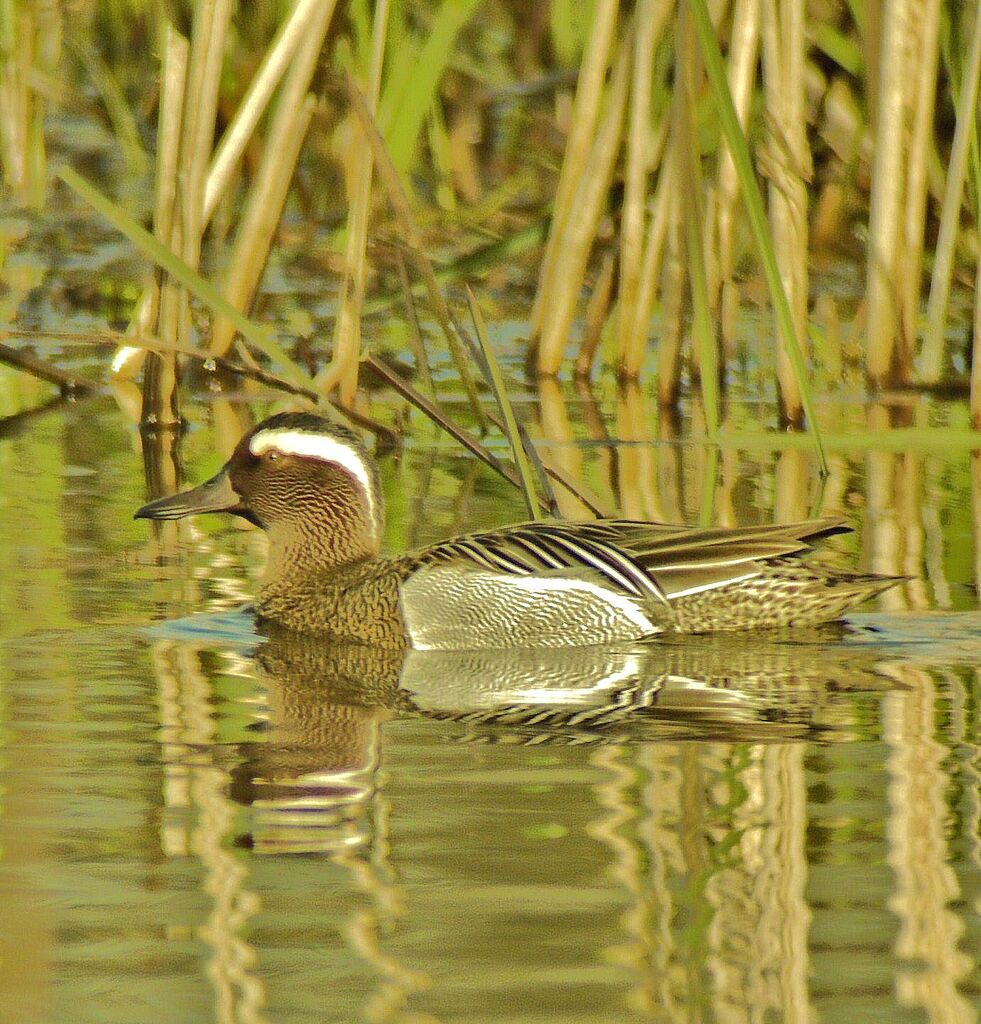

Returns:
0,394,978,1024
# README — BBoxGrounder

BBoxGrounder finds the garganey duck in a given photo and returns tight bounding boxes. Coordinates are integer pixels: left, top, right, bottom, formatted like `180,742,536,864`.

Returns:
135,411,902,649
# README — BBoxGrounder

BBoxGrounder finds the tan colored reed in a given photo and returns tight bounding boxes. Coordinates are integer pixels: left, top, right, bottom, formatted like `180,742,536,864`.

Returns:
865,0,912,388
760,0,809,425
530,0,621,343
205,0,333,219
618,152,672,380
614,0,669,373
706,0,760,314
210,1,335,358
899,0,942,371
325,0,390,405
536,39,631,375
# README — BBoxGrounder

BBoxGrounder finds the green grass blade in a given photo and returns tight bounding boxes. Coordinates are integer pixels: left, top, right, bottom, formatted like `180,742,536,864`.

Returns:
464,287,542,520
381,0,480,173
58,166,313,392
689,0,828,475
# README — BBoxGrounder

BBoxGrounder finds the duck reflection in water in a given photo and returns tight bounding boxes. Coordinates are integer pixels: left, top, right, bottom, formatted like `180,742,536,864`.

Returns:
226,622,896,855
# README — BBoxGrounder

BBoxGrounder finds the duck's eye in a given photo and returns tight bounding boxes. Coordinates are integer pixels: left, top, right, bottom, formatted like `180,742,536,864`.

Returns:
264,450,280,463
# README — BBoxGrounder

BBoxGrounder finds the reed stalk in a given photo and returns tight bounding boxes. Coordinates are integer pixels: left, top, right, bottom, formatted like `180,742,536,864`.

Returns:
208,92,317,355
677,2,718,440
619,150,672,380
0,3,43,205
180,0,234,280
142,22,194,426
210,0,334,357
865,0,912,388
972,248,980,429
922,1,981,382
324,0,390,406
204,0,333,219
760,0,810,427
536,38,631,375
394,251,434,396
656,154,685,406
899,0,942,368
706,0,760,312
575,247,617,379
690,0,827,473
529,0,620,342
614,0,669,371
111,0,235,389
112,24,188,382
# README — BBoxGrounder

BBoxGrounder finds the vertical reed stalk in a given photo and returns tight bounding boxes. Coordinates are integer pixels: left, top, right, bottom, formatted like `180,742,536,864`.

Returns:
677,2,718,439
0,3,29,200
325,0,390,405
656,7,690,406
922,1,981,381
529,0,620,342
614,0,668,370
656,151,685,407
971,248,980,429
114,25,186,381
899,0,942,369
707,0,760,313
141,25,189,427
865,0,912,388
179,0,234,292
619,150,673,379
690,0,827,473
535,39,630,376
760,0,810,426
575,247,617,378
210,0,335,357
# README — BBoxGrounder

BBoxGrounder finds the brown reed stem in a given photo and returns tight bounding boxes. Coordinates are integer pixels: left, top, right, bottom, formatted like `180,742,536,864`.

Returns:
576,247,617,379
0,341,94,394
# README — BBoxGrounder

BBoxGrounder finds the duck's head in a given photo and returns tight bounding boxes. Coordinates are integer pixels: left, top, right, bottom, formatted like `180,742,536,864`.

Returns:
135,411,383,570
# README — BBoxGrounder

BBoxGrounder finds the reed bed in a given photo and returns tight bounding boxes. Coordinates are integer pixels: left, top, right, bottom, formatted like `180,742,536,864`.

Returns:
0,0,978,473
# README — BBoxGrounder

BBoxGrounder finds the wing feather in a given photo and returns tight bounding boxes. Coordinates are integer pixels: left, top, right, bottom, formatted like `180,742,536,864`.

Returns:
413,516,852,606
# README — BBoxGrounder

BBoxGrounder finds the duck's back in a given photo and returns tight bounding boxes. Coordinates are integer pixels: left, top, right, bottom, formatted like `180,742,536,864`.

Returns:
398,516,900,649
257,516,901,649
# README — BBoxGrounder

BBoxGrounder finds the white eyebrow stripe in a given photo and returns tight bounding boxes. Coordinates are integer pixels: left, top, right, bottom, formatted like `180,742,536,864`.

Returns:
249,428,379,528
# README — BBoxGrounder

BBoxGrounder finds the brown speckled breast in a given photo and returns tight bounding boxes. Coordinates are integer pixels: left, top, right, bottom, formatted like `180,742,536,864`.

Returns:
256,558,411,646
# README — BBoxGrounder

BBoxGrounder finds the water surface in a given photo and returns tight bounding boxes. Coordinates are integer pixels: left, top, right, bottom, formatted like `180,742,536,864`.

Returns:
0,395,978,1024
